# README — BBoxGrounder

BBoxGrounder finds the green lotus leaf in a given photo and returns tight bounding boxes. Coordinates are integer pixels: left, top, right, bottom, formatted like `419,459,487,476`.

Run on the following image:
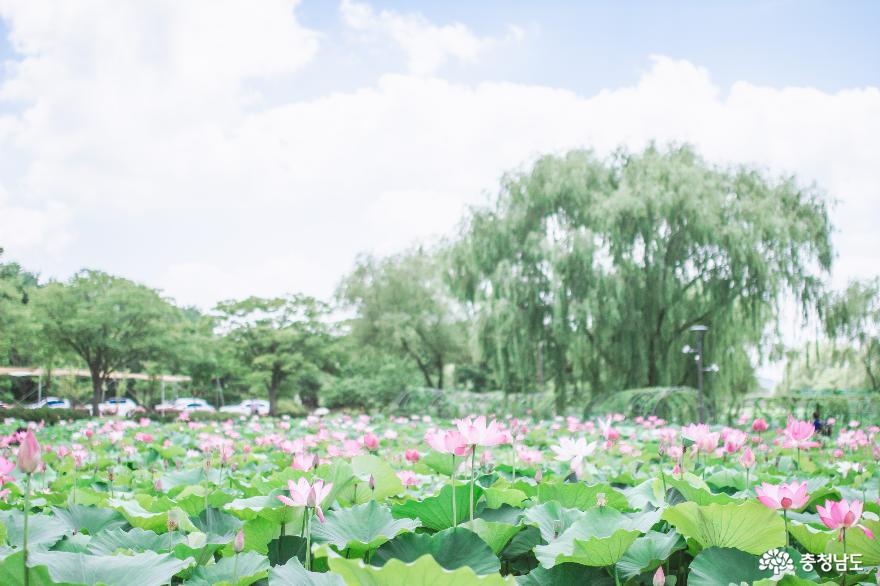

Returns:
534,527,638,568
328,554,515,585
28,550,194,586
536,482,628,510
191,507,244,543
392,484,484,531
515,563,614,586
483,487,528,508
523,501,585,543
87,527,185,554
269,557,345,585
419,450,459,477
0,550,70,586
108,498,196,533
705,468,746,492
311,501,420,556
788,521,835,554
372,527,500,575
267,535,307,567
660,476,738,505
160,468,207,492
345,455,405,504
687,547,772,586
616,530,685,580
184,551,269,586
0,510,67,550
51,504,128,535
463,519,521,555
661,500,786,554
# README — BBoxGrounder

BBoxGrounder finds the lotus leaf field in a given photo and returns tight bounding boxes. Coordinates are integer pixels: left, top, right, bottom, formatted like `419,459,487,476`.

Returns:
0,412,878,585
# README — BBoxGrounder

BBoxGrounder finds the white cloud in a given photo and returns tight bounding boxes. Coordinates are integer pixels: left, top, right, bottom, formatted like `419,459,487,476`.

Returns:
339,0,519,75
0,2,877,319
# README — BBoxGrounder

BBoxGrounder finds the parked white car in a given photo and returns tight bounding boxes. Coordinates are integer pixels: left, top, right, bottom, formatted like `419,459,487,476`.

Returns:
98,397,140,417
155,397,216,413
220,399,270,416
27,396,71,409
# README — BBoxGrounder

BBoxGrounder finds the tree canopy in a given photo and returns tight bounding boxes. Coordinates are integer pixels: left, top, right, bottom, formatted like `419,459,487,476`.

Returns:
448,145,834,412
337,249,465,390
214,295,339,415
32,270,179,414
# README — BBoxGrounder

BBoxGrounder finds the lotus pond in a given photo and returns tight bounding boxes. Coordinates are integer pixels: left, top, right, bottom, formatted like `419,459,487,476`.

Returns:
0,413,878,585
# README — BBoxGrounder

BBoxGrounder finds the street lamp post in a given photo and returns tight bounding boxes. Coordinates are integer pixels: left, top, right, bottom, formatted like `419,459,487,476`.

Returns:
690,326,708,422
681,325,719,422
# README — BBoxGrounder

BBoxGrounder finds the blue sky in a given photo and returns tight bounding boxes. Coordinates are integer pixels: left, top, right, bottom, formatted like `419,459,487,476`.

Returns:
274,0,880,96
0,0,878,323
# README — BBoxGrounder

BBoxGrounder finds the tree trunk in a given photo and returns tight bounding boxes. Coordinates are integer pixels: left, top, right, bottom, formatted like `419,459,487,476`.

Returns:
90,367,103,417
268,383,278,417
437,357,445,390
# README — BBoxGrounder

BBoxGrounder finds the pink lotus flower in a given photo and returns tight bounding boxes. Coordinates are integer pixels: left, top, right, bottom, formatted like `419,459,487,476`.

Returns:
783,416,818,449
17,430,41,474
599,416,620,441
404,449,420,463
455,416,508,447
362,433,380,451
424,429,469,456
682,423,719,453
277,478,333,523
0,456,15,482
752,418,769,433
756,481,809,510
291,453,316,471
397,470,422,487
817,499,874,540
653,566,665,586
739,447,755,469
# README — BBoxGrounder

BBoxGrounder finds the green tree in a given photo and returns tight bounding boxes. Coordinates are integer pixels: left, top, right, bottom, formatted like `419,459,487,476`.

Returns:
214,295,338,415
821,278,880,390
32,270,178,414
0,250,43,400
449,145,834,413
337,249,465,389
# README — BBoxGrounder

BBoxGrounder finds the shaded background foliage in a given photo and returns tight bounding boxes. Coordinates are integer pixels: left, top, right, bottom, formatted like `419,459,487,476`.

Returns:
0,145,874,419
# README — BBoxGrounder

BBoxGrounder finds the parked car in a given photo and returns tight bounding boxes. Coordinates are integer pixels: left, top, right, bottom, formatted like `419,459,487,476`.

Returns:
154,397,216,414
27,396,71,409
98,397,141,417
220,399,270,416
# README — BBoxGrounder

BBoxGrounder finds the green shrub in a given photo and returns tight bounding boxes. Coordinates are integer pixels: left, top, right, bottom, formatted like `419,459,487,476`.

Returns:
1,407,92,425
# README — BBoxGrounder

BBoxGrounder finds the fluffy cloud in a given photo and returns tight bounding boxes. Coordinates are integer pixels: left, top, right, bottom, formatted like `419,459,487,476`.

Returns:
340,0,522,75
0,1,877,312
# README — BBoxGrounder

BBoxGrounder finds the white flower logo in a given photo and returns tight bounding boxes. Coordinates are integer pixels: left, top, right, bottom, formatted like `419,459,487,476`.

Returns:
759,548,795,577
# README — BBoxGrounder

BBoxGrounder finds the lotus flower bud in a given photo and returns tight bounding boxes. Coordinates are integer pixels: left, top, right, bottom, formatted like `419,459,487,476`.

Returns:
369,474,376,492
306,486,318,509
534,468,542,482
596,492,607,507
167,509,182,532
17,430,42,474
653,566,665,586
234,528,245,553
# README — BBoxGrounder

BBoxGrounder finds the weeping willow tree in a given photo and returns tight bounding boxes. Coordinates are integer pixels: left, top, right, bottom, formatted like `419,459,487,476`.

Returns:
448,145,833,413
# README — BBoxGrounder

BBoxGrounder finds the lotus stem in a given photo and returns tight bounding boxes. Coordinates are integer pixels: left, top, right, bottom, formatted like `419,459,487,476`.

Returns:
470,448,477,523
783,509,789,548
451,454,457,527
305,508,313,571
23,473,31,586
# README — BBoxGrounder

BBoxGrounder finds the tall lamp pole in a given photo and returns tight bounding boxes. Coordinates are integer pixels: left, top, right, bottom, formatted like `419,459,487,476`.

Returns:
690,326,708,422
682,325,718,423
